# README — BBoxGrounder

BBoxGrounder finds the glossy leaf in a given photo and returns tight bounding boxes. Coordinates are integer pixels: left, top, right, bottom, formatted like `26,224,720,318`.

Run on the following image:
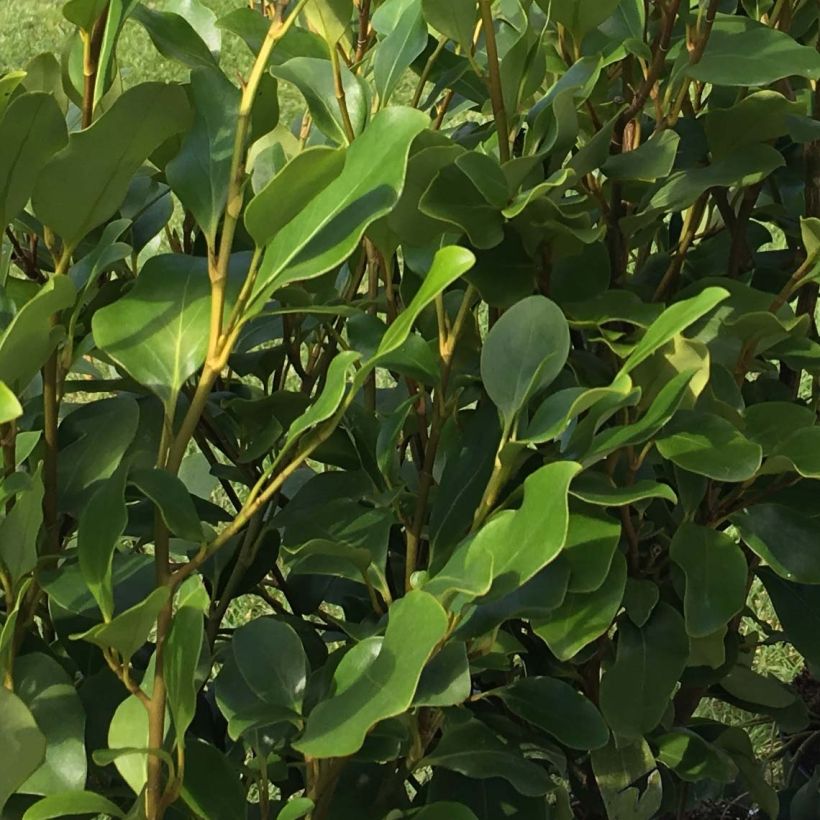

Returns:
733,504,820,583
22,791,125,820
534,551,627,661
14,653,86,796
92,254,211,409
32,83,190,247
599,603,689,740
0,92,67,229
74,587,170,662
670,524,747,638
481,295,571,427
166,68,239,243
495,677,609,750
689,15,820,87
296,590,447,757
253,106,428,302
656,411,762,482
372,0,428,105
0,688,46,812
422,0,476,51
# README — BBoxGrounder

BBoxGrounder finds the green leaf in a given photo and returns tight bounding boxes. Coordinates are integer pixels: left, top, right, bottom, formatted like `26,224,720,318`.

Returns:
604,130,680,182
373,246,476,364
132,2,219,69
179,738,246,820
744,401,816,455
670,524,747,638
456,561,569,639
422,0,476,51
705,90,805,158
0,276,76,391
245,146,346,247
481,295,571,427
619,287,729,375
563,503,620,594
762,426,820,479
271,57,367,144
423,712,552,797
253,106,428,302
413,805,479,820
733,504,820,583
281,350,360,452
74,586,170,662
295,590,448,757
213,616,305,739
484,461,581,597
656,729,738,784
92,254,211,409
591,737,662,820
424,527,495,606
14,653,86,796
599,603,689,740
0,92,67,229
533,551,626,661
542,0,622,41
58,395,139,515
523,376,634,445
304,0,352,47
22,791,125,820
656,410,762,482
230,618,307,714
277,799,315,820
759,568,820,671
165,576,209,738
495,677,609,750
0,688,46,812
419,152,507,248
647,145,785,213
569,473,677,507
414,642,471,707
62,0,108,29
0,70,28,116
130,467,204,542
372,0,428,105
688,15,820,87
166,68,239,244
78,467,128,620
63,0,108,31
0,465,43,586
623,578,659,628
32,83,190,248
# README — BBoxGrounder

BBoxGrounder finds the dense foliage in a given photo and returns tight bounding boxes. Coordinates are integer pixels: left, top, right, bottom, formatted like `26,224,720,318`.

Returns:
2,0,820,817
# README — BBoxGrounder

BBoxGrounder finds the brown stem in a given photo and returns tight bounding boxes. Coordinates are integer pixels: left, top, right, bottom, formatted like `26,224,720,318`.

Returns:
727,183,762,279
145,596,173,819
477,0,511,163
412,36,448,109
623,0,682,124
404,288,475,589
652,193,708,301
355,0,372,64
42,351,60,556
81,4,110,128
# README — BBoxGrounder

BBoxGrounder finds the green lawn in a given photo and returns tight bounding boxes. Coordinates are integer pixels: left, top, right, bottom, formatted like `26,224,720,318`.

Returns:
1,0,246,80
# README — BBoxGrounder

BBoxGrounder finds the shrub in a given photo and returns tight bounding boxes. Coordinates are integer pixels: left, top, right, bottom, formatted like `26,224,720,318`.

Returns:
1,0,820,818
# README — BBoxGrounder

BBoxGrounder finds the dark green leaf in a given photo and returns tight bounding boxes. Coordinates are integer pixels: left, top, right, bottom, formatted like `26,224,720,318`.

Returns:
599,603,689,740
